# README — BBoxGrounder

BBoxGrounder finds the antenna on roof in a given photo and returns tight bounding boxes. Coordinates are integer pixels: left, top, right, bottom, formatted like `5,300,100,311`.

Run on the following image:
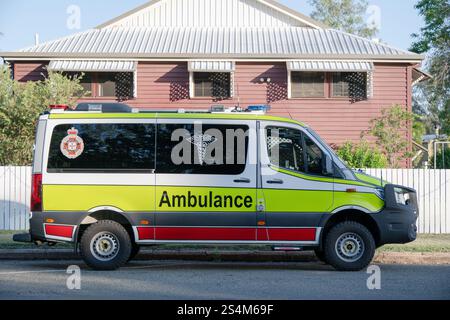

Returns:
34,33,40,45
235,82,241,109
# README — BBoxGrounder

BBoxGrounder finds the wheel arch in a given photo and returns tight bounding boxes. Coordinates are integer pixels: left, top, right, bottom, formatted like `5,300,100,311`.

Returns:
319,209,381,249
75,208,135,244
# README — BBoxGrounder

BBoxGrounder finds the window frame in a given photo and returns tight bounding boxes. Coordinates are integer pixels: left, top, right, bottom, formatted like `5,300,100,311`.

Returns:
63,71,136,99
155,122,250,176
288,71,369,100
289,71,327,99
45,121,156,174
190,71,233,99
330,72,368,99
263,122,331,178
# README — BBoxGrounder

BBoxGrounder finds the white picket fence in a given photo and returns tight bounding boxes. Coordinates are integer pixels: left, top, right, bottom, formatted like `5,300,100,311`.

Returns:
364,169,450,234
0,167,32,231
0,166,449,233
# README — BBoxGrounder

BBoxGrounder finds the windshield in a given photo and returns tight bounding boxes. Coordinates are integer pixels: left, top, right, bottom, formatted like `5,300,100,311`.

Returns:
306,127,356,180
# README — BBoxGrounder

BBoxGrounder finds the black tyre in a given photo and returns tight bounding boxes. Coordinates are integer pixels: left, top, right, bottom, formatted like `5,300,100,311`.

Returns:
324,221,375,271
314,248,327,263
80,220,132,270
128,243,141,262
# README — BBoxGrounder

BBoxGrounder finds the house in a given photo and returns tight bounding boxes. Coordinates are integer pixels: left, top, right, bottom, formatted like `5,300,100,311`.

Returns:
0,0,429,167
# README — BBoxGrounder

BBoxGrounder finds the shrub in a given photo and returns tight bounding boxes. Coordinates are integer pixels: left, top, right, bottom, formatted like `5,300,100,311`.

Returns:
363,104,415,168
0,65,87,165
336,140,388,168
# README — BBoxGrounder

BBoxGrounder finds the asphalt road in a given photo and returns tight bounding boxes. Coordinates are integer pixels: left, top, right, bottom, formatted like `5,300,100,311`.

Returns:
0,260,449,300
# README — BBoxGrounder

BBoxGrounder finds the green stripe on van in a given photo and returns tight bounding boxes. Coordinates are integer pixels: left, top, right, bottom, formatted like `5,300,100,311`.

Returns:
43,185,155,212
48,112,306,126
273,166,375,187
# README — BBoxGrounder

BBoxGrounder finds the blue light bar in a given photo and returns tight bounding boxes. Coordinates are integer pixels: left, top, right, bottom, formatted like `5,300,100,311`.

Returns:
246,105,271,113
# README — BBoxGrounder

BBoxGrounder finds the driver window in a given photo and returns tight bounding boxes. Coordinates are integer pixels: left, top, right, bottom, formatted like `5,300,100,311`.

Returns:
266,126,327,177
266,127,305,172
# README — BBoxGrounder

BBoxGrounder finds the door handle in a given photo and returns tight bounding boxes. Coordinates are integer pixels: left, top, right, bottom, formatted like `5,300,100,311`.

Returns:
267,179,284,185
234,177,251,183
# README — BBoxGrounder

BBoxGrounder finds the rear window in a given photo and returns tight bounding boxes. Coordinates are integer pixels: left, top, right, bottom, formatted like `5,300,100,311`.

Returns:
156,124,249,175
47,123,155,173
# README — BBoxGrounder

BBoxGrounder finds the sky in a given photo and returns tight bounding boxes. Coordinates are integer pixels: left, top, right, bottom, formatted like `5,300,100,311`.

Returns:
0,0,424,52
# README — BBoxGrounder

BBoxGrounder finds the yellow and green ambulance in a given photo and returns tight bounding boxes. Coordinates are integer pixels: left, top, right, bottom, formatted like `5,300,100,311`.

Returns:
14,103,419,271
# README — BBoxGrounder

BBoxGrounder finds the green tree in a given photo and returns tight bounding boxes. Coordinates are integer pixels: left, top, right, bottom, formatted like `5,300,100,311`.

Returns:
307,0,378,38
363,105,415,168
0,65,87,165
410,0,450,136
336,140,387,168
413,119,427,143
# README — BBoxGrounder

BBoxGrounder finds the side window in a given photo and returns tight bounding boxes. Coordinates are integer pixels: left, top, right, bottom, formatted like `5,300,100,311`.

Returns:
156,124,249,175
266,126,326,177
266,127,304,172
47,123,155,173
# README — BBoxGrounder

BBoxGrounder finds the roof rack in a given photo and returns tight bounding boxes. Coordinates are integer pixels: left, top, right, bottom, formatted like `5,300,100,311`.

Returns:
61,103,271,114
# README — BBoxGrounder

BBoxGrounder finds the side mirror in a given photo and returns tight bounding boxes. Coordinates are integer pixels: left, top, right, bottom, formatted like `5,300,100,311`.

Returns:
323,154,334,176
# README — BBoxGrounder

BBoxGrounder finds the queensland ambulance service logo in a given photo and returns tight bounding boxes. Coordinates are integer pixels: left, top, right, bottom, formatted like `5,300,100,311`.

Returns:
60,127,84,159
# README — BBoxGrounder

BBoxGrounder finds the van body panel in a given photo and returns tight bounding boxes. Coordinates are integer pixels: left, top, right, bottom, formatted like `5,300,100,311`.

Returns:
43,185,155,212
20,109,418,255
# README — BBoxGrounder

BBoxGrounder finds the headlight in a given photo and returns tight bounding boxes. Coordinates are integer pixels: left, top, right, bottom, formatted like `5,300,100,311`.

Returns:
394,187,410,205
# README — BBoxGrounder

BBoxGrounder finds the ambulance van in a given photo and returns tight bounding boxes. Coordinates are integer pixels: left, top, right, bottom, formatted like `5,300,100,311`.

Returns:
14,103,419,271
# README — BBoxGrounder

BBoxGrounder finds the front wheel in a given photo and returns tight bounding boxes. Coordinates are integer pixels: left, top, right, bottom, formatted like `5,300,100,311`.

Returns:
80,220,132,270
128,244,141,262
324,221,375,271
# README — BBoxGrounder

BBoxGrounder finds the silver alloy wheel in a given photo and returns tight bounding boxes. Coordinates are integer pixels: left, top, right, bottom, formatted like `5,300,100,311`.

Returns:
335,232,365,263
90,232,120,262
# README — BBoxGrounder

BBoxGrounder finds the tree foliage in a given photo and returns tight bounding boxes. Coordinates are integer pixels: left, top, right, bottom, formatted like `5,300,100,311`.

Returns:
307,0,378,38
336,140,387,168
363,105,415,168
411,0,450,136
0,65,87,165
430,146,450,169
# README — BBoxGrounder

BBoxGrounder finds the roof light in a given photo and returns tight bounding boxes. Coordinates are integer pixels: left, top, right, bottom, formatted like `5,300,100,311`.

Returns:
246,105,271,113
49,104,69,110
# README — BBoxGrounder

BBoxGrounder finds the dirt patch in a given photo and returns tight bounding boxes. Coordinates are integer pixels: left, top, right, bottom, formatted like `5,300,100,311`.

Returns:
374,252,450,265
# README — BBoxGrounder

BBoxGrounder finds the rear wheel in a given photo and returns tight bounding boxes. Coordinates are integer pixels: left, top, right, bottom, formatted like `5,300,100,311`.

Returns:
80,220,131,270
324,221,375,271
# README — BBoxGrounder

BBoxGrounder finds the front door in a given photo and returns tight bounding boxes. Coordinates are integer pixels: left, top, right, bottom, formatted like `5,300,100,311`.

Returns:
258,121,334,244
154,119,258,242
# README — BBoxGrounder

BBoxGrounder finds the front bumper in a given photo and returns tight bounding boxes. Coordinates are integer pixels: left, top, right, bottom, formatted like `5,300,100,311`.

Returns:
371,184,419,245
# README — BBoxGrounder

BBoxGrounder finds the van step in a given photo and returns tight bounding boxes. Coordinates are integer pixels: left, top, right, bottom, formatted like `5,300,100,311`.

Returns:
272,246,302,251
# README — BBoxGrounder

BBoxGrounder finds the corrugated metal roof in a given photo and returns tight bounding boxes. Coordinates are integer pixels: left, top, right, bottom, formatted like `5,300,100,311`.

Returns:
10,27,420,60
48,60,137,72
287,60,374,71
188,61,235,72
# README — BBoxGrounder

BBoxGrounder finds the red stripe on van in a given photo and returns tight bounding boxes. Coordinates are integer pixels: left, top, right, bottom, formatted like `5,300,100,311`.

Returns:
136,227,155,240
155,227,256,241
268,228,316,241
45,225,74,239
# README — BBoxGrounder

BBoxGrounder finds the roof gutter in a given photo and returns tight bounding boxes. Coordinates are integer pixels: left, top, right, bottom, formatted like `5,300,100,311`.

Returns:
0,52,425,62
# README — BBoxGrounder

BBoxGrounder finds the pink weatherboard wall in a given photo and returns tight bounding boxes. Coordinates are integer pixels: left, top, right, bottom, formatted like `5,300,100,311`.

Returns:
13,61,413,167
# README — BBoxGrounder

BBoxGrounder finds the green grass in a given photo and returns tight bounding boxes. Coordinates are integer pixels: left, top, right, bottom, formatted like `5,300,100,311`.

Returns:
378,234,450,253
1,231,449,253
0,231,72,249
